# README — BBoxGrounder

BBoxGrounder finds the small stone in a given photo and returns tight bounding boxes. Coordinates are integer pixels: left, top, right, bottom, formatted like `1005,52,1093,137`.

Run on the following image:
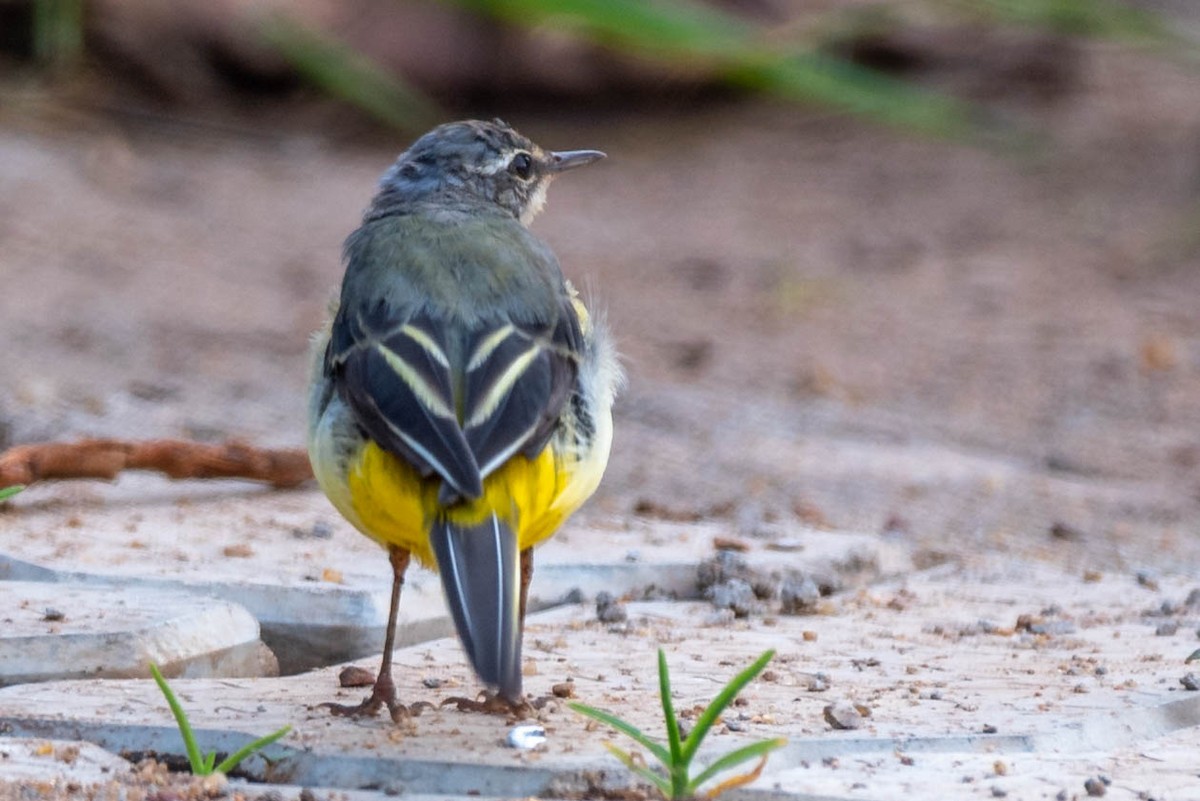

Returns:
1184,588,1200,608
705,578,759,618
1049,521,1084,541
1135,570,1160,591
780,574,821,615
339,666,374,687
292,521,333,540
982,723,999,734
506,724,546,749
1083,570,1103,583
552,681,575,698
802,672,830,692
1155,622,1179,636
595,591,628,623
423,676,443,689
299,789,318,801
1084,776,1107,796
199,773,228,798
222,544,253,558
991,787,1007,798
696,550,749,591
993,760,1007,776
823,701,865,730
42,608,65,622
1180,673,1200,691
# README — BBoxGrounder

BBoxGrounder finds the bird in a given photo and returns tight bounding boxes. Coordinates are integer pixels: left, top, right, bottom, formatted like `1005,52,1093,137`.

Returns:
307,119,620,719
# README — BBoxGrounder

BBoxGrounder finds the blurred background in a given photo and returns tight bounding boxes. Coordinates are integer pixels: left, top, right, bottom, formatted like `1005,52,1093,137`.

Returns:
1,0,1199,571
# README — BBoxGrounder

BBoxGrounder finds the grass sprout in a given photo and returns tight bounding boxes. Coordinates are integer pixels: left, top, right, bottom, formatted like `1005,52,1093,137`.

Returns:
149,662,291,776
570,649,785,799
0,485,24,502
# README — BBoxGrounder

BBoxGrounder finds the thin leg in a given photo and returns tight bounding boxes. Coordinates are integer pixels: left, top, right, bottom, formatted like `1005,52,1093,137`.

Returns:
518,547,534,631
324,546,411,720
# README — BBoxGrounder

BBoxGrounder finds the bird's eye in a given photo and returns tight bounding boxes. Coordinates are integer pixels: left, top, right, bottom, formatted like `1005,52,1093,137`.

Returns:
509,152,534,180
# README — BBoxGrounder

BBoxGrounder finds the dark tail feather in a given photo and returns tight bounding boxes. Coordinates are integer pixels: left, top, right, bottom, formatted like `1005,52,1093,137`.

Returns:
430,514,523,701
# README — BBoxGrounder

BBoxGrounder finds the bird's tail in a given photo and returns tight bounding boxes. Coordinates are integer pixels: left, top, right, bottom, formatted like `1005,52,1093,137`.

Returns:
429,513,523,702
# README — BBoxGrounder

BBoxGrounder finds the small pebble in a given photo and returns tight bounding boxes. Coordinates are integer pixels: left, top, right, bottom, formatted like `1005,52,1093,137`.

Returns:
1185,588,1200,608
423,677,443,689
780,574,821,615
982,724,999,734
292,520,334,540
338,666,375,688
42,608,65,622
595,591,628,623
705,578,759,618
506,724,546,750
1084,776,1107,796
1180,673,1200,691
991,787,1007,798
1156,622,1179,637
551,681,575,698
823,701,867,730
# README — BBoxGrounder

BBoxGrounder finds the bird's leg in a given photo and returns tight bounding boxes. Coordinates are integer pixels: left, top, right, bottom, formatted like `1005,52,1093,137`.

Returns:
519,546,534,635
446,548,536,718
324,546,413,721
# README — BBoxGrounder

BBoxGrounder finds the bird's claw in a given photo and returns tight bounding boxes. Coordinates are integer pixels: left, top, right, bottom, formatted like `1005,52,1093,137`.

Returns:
442,692,532,719
322,696,430,721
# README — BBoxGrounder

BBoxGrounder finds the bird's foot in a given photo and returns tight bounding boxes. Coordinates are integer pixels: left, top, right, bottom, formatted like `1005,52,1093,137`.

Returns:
322,696,430,722
442,691,532,719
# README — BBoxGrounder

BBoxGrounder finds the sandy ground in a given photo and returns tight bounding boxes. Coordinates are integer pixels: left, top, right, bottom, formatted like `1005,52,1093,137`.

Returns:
1,40,1199,575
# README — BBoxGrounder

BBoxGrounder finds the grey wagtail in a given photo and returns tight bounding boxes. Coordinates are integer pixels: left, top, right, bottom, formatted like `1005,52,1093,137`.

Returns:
307,119,620,718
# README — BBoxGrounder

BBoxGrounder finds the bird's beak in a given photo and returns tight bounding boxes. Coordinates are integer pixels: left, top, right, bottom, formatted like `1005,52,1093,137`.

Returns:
546,149,606,173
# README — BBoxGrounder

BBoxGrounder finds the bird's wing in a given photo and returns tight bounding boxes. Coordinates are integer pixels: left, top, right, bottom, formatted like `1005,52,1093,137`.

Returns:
328,289,581,504
461,308,581,480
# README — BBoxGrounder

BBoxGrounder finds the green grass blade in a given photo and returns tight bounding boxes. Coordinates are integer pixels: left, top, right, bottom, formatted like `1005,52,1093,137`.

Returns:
213,724,292,775
686,737,787,795
203,752,216,774
604,743,673,796
33,0,84,68
680,650,775,764
569,702,672,765
259,14,440,133
450,0,752,61
657,650,685,793
0,485,24,502
149,663,208,775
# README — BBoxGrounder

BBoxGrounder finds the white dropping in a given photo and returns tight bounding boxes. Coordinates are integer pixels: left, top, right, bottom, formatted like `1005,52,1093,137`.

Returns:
506,723,547,749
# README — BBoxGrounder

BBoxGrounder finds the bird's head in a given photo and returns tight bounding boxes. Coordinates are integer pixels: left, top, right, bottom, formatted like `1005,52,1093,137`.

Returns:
376,119,605,225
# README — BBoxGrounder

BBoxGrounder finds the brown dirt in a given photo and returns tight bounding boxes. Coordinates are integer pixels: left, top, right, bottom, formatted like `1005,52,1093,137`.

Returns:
1,40,1199,581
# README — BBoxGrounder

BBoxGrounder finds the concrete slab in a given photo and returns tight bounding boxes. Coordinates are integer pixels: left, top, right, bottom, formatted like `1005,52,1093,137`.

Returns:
0,484,908,673
1,561,1197,800
0,581,276,685
0,737,131,785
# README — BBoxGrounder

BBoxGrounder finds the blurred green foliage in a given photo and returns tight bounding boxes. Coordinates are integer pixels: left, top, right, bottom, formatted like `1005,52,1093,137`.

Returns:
33,0,83,68
259,15,440,133
22,0,1199,139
